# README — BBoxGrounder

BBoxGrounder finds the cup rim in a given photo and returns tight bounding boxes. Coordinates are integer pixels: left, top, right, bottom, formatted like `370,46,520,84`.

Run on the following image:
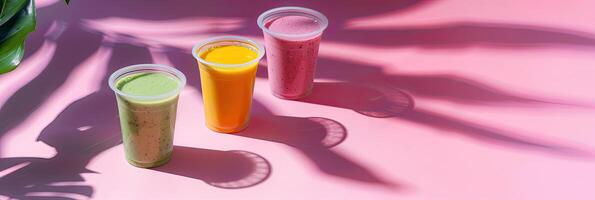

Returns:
192,35,265,68
257,6,329,40
108,64,187,101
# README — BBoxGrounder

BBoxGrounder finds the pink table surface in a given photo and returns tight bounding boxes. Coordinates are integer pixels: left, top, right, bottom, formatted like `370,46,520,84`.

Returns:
2,0,595,199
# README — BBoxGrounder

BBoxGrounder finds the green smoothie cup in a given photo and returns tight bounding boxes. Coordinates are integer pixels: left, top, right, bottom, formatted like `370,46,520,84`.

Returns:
108,64,186,168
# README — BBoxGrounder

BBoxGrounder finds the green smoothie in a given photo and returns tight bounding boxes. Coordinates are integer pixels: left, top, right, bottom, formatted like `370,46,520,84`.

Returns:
115,72,181,168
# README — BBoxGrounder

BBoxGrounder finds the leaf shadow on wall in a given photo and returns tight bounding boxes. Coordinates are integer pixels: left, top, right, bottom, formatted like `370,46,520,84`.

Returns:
0,42,178,199
0,41,124,200
3,0,595,198
331,22,595,49
309,58,587,108
0,22,104,150
290,59,594,158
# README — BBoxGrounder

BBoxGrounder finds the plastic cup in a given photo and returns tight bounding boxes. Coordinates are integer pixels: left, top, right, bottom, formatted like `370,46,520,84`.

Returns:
257,6,328,99
192,36,265,133
108,64,186,168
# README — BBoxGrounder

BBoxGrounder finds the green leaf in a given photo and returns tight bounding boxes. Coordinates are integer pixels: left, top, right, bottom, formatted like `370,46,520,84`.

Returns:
1,0,7,17
0,0,27,26
64,0,70,5
0,0,35,73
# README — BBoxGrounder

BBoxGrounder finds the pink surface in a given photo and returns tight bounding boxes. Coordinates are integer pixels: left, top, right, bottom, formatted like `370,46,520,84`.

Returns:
1,0,595,199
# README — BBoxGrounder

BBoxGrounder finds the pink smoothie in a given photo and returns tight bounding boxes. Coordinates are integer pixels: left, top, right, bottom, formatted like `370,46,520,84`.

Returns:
263,15,323,99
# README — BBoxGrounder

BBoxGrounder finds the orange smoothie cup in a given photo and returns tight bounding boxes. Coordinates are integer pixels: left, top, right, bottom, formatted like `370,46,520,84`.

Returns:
192,36,265,133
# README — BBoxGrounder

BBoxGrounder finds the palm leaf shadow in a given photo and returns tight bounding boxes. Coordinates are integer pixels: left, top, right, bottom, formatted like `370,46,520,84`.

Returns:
300,81,593,157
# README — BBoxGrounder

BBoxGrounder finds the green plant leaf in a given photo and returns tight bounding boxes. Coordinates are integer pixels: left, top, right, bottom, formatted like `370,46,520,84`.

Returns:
0,0,35,73
1,0,7,17
64,0,70,5
0,0,27,26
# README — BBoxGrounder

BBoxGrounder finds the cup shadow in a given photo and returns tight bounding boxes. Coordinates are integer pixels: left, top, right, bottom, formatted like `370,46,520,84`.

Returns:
229,101,403,189
153,146,271,189
300,81,593,157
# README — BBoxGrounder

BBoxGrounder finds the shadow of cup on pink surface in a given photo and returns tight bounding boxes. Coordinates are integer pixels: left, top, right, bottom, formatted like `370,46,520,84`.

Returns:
153,146,271,189
300,82,415,118
230,101,404,189
300,81,594,158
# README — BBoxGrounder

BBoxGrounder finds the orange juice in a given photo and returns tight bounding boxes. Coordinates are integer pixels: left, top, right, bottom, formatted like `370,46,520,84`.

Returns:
193,36,264,133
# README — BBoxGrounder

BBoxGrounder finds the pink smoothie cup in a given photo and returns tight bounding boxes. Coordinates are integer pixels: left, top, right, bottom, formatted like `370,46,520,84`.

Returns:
257,7,329,100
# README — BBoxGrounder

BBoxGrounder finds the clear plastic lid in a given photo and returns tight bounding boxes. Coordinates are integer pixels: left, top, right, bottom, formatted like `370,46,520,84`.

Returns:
108,64,187,101
257,6,329,41
192,36,265,68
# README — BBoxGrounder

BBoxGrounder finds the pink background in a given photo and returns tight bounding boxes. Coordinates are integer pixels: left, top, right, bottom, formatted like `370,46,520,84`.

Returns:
1,0,595,199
